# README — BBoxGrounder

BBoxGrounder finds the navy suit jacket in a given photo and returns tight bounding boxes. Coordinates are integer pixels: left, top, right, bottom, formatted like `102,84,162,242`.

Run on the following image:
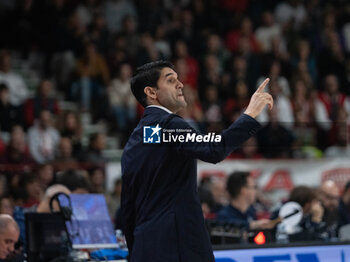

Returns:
121,107,261,262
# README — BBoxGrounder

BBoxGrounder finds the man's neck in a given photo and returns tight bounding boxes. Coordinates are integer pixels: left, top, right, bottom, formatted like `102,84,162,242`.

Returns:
231,198,249,214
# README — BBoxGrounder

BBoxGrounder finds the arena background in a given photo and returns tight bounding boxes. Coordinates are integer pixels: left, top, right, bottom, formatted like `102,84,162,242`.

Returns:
0,0,350,261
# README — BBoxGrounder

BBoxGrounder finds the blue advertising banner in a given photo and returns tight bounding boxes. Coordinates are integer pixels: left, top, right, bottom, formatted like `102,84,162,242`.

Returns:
214,244,350,262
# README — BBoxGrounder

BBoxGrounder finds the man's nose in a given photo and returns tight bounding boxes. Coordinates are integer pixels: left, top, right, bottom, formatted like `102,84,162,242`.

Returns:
8,244,14,252
177,80,184,89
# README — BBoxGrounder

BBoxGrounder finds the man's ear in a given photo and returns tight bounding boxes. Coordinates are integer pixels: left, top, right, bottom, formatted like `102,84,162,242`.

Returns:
144,86,157,101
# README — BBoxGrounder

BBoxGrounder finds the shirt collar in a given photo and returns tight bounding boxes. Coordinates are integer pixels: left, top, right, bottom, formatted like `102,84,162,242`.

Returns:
146,105,173,114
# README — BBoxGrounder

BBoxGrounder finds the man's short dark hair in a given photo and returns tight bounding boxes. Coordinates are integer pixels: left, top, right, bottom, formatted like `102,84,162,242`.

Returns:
226,171,250,199
130,61,174,107
56,170,91,193
289,186,316,208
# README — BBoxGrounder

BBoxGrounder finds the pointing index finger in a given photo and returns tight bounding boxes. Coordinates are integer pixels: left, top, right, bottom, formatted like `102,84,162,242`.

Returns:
256,78,270,93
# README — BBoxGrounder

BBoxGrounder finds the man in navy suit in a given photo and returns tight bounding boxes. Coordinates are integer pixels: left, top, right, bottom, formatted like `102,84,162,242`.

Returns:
121,61,273,261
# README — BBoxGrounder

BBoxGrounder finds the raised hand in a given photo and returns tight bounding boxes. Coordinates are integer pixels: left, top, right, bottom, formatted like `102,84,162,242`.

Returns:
244,78,273,118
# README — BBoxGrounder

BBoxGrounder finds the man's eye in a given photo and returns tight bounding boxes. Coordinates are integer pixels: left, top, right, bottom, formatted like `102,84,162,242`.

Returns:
168,79,175,83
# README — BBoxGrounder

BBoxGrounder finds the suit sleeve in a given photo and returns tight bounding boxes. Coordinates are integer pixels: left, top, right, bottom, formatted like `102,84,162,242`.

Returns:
163,114,261,164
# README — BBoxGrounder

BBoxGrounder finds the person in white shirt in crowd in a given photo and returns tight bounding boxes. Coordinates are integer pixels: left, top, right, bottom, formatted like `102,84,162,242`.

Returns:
256,80,294,130
108,63,137,132
0,50,29,106
315,74,350,132
255,11,283,53
274,0,307,31
27,110,60,164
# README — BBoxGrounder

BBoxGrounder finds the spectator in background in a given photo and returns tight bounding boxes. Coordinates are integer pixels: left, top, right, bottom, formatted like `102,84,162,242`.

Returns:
198,186,216,219
74,42,110,111
291,79,314,124
338,180,350,228
199,55,223,100
263,35,291,76
324,117,350,158
257,106,294,158
177,85,204,131
56,170,91,194
256,80,294,130
292,39,317,83
217,171,272,231
317,13,346,81
291,79,321,158
49,12,84,97
35,164,55,192
107,63,136,133
222,56,253,95
0,214,19,260
76,0,103,27
56,10,87,58
59,111,83,158
0,176,6,198
288,185,324,241
103,0,137,34
107,35,129,78
274,0,307,31
120,15,139,59
292,59,314,90
137,32,163,66
27,110,60,164
210,177,229,212
17,173,43,208
198,175,228,214
168,9,198,54
1,125,33,165
0,83,23,133
24,79,60,127
223,80,250,122
154,24,172,60
318,180,340,233
0,196,13,216
316,75,350,123
236,36,263,95
173,40,199,90
255,11,282,53
88,14,109,54
79,132,107,167
0,50,28,106
229,137,262,159
204,33,229,73
226,17,260,54
52,137,79,171
316,75,350,148
257,60,290,98
88,167,105,194
7,173,24,207
203,85,224,133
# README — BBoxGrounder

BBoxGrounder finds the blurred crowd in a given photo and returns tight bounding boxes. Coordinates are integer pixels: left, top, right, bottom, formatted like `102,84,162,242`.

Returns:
200,171,350,244
0,0,349,161
0,0,349,256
